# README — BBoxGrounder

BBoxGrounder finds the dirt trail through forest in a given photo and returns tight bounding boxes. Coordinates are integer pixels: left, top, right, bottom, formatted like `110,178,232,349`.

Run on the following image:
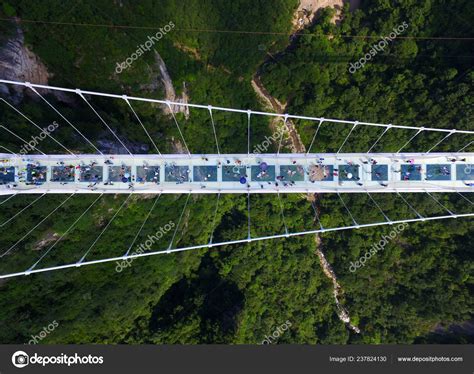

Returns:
252,0,361,334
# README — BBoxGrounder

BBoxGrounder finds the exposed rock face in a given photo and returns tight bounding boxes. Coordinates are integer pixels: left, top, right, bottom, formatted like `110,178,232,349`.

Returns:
96,139,149,154
33,231,59,251
315,236,361,334
0,21,51,104
294,0,357,28
150,51,189,119
251,75,306,153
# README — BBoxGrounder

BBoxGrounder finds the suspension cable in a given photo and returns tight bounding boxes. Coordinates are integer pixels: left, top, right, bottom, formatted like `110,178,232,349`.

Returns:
208,192,221,245
277,191,289,236
167,192,191,251
337,192,358,226
28,193,103,271
367,125,391,153
77,90,133,156
166,101,191,158
124,97,163,158
0,125,46,155
366,192,392,223
3,211,474,280
0,193,18,206
337,122,358,154
425,191,455,215
0,98,77,157
208,106,221,155
396,192,424,219
426,130,455,153
306,119,323,155
28,85,103,155
77,193,133,263
0,193,46,228
0,192,76,258
458,140,474,152
397,128,424,153
123,193,162,257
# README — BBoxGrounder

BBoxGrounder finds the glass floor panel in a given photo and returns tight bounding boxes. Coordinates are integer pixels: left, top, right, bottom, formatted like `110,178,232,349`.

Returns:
401,164,421,181
280,165,305,182
193,166,218,182
371,164,388,181
426,164,451,180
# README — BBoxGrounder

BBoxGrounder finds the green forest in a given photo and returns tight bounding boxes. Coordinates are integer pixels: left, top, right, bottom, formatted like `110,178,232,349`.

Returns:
0,0,472,344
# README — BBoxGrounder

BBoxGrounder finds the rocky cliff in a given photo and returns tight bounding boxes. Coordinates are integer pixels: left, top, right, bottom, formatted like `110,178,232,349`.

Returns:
0,20,51,104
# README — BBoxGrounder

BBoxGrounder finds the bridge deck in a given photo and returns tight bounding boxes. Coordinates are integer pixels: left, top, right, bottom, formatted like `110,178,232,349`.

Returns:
0,153,473,194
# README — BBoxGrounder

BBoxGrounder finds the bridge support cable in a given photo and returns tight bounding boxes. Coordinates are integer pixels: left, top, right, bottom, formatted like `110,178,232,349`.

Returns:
77,90,133,156
167,192,191,252
166,101,191,158
27,85,103,155
208,192,221,245
457,192,474,206
277,115,288,156
0,126,46,155
0,193,47,228
0,145,20,158
77,193,133,264
273,114,287,195
310,198,324,230
0,193,18,206
277,191,289,236
123,193,162,257
425,191,455,216
426,130,456,154
3,80,474,137
124,97,164,158
0,98,77,157
28,193,104,272
458,140,474,152
6,212,474,280
0,192,76,258
247,191,251,241
306,119,323,155
208,106,221,155
337,192,359,227
366,192,392,223
247,110,251,166
397,128,424,154
396,192,424,219
367,125,391,153
337,122,358,154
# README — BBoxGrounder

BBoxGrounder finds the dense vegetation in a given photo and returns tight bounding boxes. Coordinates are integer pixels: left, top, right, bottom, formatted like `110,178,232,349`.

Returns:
0,0,472,344
260,0,474,343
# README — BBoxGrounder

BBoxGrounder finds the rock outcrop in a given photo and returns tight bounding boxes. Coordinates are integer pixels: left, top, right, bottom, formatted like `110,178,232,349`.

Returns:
0,20,75,105
0,20,51,104
139,51,189,119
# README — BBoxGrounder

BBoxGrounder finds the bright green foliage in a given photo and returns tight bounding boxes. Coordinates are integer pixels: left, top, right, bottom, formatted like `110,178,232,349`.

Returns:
0,0,472,344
